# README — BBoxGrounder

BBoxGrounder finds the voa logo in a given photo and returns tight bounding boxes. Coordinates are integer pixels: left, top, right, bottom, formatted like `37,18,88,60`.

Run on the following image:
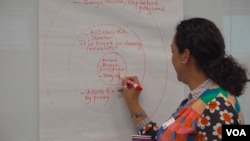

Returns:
226,129,246,136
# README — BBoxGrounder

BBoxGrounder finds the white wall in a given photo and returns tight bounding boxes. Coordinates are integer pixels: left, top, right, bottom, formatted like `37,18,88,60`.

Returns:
0,0,249,141
0,0,38,141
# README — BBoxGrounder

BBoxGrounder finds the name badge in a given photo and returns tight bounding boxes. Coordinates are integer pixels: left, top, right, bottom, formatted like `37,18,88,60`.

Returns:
162,117,175,129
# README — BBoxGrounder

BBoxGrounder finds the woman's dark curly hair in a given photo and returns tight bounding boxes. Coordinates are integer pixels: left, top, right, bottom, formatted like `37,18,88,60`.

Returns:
175,17,248,96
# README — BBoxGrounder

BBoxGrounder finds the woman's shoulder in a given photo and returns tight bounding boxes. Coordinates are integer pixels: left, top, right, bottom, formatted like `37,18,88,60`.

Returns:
192,86,242,116
199,86,229,104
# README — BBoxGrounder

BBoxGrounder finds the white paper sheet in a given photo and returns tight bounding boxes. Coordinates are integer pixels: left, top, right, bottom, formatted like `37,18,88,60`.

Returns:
39,0,184,140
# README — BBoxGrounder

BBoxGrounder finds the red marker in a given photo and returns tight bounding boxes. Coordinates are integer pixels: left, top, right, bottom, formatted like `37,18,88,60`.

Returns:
126,79,143,91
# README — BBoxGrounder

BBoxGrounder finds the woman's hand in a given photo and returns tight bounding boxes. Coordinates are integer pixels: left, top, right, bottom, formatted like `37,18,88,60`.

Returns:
119,76,141,106
118,76,147,126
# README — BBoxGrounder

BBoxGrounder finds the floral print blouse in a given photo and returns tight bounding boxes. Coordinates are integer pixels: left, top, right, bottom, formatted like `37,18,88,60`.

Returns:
136,80,244,141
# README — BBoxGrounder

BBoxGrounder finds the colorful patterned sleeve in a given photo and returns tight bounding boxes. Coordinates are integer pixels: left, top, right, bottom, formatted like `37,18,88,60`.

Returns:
136,117,159,141
197,97,241,140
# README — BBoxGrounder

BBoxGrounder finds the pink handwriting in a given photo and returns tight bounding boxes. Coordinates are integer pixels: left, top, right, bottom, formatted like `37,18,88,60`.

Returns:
80,86,115,105
98,57,126,81
73,0,166,15
77,26,142,52
127,0,165,15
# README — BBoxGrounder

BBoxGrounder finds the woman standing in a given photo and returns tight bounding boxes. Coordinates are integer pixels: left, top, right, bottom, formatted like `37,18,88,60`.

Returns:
120,18,248,141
